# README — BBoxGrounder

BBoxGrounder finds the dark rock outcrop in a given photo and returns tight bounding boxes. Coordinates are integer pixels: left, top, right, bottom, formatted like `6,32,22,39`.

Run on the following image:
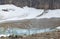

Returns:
0,0,60,9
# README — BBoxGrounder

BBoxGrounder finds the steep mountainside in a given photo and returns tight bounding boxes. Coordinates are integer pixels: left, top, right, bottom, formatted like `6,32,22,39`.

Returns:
0,0,60,9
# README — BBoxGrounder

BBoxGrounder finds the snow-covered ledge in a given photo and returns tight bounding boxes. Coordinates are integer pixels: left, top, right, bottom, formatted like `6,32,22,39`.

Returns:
0,4,60,32
0,4,60,36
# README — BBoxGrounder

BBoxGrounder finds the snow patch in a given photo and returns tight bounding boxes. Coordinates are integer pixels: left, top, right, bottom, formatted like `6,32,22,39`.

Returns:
0,4,44,20
0,34,10,37
56,26,60,29
37,9,60,19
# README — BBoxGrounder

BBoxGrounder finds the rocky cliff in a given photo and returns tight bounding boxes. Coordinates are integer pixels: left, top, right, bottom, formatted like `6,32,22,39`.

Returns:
0,0,60,9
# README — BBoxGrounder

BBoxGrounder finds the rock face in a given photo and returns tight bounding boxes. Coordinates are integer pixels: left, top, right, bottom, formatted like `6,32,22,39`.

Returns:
0,18,60,29
0,0,60,9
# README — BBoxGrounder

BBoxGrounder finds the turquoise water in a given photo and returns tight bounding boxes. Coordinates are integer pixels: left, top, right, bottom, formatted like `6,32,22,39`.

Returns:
0,28,55,35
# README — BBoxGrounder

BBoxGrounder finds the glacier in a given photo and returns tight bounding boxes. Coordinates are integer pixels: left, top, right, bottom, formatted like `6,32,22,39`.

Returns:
0,4,60,37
